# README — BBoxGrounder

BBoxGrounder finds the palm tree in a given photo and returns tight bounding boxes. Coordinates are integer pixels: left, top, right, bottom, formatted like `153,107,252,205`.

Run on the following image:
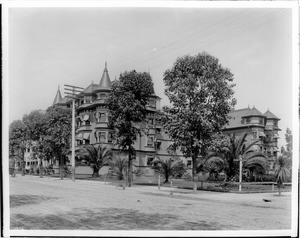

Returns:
202,133,268,181
274,155,291,196
78,145,112,177
108,156,128,180
152,157,186,183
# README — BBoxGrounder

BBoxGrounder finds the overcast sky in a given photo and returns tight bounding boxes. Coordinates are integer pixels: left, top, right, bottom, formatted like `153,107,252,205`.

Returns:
8,6,294,148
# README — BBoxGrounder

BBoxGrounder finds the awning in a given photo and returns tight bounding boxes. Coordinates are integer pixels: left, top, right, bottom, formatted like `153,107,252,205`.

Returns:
83,115,90,121
156,133,164,141
259,132,266,137
83,133,90,140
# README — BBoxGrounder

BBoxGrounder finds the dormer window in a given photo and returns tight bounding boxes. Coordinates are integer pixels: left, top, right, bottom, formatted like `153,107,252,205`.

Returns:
259,118,264,125
98,93,106,99
147,99,156,108
246,118,251,124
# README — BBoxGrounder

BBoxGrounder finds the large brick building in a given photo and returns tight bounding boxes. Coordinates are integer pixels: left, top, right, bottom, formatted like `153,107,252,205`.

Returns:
223,107,280,171
53,64,280,173
54,64,177,174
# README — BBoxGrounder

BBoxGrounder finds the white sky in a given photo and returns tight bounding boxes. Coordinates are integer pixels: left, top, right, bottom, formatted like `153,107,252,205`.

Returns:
8,6,294,148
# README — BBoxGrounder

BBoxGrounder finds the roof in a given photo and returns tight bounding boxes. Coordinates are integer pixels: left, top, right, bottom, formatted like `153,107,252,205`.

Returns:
264,110,280,120
53,86,63,105
58,97,71,105
99,62,112,90
242,107,264,117
226,107,251,129
83,83,99,94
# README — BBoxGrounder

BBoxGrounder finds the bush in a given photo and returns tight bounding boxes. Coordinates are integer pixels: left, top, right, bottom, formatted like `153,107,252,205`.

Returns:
183,173,192,181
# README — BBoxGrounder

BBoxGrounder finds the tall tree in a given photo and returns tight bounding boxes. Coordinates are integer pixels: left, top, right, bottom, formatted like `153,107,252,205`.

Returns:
107,70,154,187
42,106,72,179
162,52,236,192
9,120,27,175
78,144,112,177
23,110,47,177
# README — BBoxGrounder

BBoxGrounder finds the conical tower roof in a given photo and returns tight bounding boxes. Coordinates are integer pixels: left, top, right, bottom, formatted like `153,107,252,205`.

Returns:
53,86,62,105
99,62,111,90
264,109,280,120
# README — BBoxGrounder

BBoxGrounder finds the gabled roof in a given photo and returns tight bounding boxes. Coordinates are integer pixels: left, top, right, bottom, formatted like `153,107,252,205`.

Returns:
58,97,70,105
242,107,265,118
264,110,280,120
83,83,99,94
53,86,62,105
99,62,111,90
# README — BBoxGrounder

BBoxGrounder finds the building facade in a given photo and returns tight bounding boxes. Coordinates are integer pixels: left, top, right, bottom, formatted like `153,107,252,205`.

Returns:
53,64,280,173
223,107,280,171
54,64,179,174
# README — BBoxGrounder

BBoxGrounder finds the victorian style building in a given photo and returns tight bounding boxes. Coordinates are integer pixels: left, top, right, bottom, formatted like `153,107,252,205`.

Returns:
223,107,280,171
53,63,176,174
53,64,280,173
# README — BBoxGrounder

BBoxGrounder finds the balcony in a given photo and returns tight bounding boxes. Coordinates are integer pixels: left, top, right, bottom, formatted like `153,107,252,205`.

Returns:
76,124,92,132
95,122,108,129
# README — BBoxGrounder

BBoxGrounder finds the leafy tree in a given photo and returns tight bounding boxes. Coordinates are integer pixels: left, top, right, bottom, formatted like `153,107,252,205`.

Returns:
22,110,47,177
108,156,128,180
274,155,290,196
107,70,154,187
9,120,27,175
42,106,72,179
162,52,236,192
281,128,292,164
78,144,112,177
152,157,186,183
202,156,225,181
22,110,47,141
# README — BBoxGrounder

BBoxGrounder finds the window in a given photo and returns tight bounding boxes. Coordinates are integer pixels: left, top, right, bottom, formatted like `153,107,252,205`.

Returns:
246,118,251,124
155,141,161,150
99,132,106,143
85,97,91,104
96,112,106,123
99,93,106,99
147,156,154,166
187,160,192,169
148,118,154,127
252,131,257,139
259,118,264,125
85,120,90,126
108,132,113,143
147,99,156,108
100,113,106,122
274,121,278,127
147,136,154,147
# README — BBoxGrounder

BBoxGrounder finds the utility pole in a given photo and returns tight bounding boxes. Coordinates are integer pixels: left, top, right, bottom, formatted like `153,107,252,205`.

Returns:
64,84,84,182
234,154,243,192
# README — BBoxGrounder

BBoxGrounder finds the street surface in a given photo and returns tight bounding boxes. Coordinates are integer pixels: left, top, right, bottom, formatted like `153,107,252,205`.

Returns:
9,175,291,231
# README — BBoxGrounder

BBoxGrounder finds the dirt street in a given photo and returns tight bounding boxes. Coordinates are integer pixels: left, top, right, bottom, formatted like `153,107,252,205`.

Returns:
9,175,292,232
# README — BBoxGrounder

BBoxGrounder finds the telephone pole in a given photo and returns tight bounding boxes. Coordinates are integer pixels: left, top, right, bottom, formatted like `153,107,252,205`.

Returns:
64,84,84,182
